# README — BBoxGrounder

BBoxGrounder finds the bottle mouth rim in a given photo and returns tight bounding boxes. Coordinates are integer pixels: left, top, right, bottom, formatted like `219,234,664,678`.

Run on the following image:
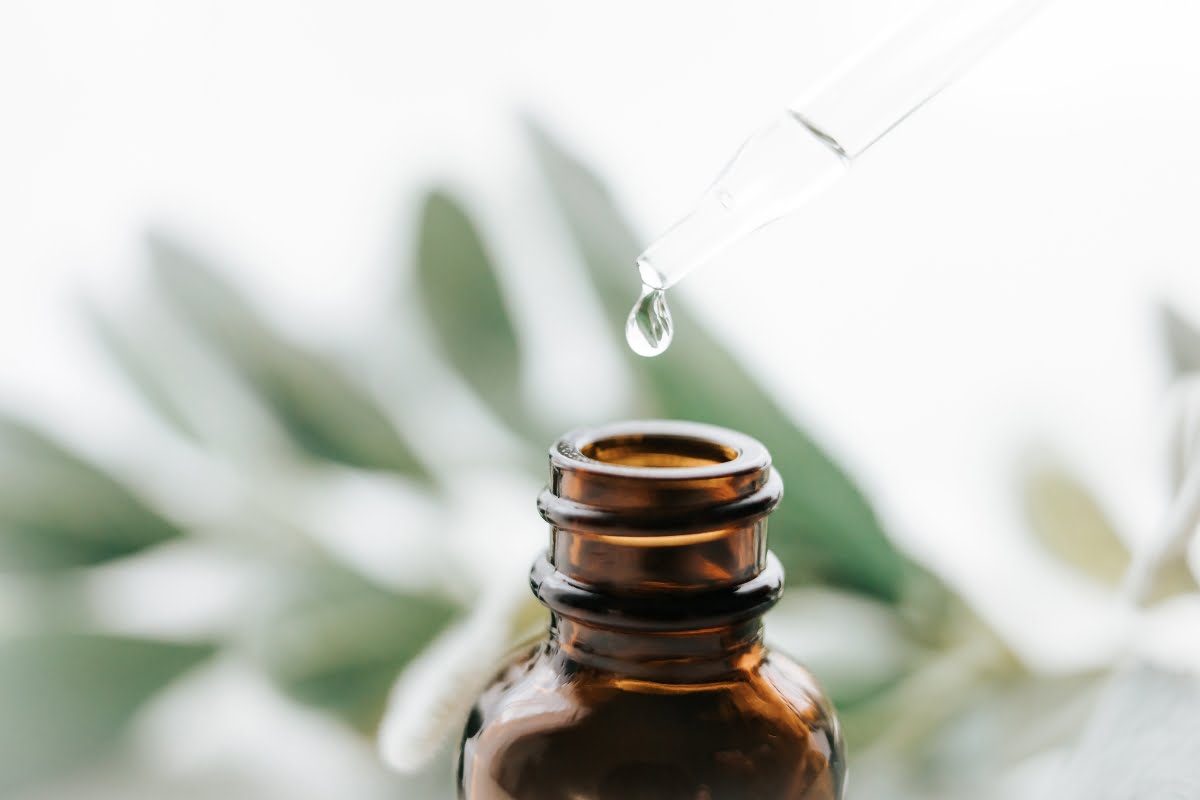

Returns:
541,420,782,536
552,420,770,481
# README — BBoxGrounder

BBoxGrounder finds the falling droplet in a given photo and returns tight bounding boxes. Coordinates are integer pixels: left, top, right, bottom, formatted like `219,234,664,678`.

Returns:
625,285,674,357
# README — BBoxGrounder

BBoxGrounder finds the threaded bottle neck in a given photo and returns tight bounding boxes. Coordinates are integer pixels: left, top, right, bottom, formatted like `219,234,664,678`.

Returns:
531,421,785,678
539,420,782,590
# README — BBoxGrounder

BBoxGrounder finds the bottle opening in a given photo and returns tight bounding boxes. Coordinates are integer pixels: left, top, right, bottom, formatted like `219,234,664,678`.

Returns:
553,420,769,485
580,433,737,469
544,422,779,534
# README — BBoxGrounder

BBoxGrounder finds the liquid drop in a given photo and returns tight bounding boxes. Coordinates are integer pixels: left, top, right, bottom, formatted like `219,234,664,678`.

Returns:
625,286,673,357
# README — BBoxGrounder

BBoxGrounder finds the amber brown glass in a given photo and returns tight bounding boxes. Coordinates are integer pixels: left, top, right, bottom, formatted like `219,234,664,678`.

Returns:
457,420,846,800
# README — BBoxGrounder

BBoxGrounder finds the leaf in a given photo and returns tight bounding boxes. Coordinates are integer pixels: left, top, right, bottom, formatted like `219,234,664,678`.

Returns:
767,588,918,711
1146,377,1200,603
847,660,1104,800
0,418,184,570
526,119,917,603
259,563,459,734
1162,304,1200,376
1047,665,1200,799
147,233,429,478
415,191,536,440
835,598,1015,755
1167,377,1200,491
1021,458,1131,586
1020,446,1197,605
84,303,201,440
379,582,547,773
941,670,1104,766
0,634,215,793
1142,555,1200,604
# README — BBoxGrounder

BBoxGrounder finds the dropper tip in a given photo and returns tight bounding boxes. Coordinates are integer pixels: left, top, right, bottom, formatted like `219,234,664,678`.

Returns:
635,256,668,291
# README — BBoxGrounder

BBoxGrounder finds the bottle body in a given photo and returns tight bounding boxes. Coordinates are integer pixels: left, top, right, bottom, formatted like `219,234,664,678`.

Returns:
460,637,843,800
457,421,846,800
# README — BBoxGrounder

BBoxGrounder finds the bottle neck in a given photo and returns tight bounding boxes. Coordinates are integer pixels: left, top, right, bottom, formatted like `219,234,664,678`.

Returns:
532,420,785,683
531,548,784,683
548,614,767,683
549,521,767,591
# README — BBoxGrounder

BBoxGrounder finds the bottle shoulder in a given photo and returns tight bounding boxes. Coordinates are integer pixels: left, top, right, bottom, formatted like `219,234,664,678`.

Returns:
468,644,838,727
459,644,845,800
758,649,843,742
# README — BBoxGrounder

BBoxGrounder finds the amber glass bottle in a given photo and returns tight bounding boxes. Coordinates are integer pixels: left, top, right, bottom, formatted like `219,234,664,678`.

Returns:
458,420,845,800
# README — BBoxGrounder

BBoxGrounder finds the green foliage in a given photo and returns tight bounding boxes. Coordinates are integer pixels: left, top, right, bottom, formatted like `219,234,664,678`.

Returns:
416,191,537,440
1162,304,1200,375
1022,455,1199,602
85,303,202,441
768,588,921,711
148,233,429,478
526,121,917,603
0,634,214,793
0,418,184,570
258,563,459,733
1022,458,1131,586
1148,555,1200,603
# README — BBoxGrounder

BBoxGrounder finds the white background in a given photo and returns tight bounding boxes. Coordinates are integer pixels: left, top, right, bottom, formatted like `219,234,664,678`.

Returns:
3,0,1200,669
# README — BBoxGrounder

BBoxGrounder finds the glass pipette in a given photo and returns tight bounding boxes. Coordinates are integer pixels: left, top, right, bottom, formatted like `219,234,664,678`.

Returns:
626,0,1056,357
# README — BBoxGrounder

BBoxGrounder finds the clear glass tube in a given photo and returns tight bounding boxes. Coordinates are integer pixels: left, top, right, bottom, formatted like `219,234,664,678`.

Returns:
637,0,1055,290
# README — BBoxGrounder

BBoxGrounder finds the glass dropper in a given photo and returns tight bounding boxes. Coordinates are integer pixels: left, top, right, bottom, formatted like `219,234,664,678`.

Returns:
627,0,1055,357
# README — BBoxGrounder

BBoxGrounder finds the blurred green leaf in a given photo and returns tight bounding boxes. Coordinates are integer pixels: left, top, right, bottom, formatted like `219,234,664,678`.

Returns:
416,191,537,440
1022,458,1130,586
148,234,429,478
1143,555,1200,604
527,120,916,603
379,588,548,774
768,589,918,711
1163,304,1200,376
1043,665,1200,799
0,418,184,570
259,563,459,733
0,634,214,794
84,303,201,440
848,660,1101,800
866,666,1104,797
1022,457,1199,603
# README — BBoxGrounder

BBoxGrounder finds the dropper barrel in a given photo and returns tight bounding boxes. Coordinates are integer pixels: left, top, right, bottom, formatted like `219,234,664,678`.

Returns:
793,0,1054,158
637,114,847,290
637,0,1054,289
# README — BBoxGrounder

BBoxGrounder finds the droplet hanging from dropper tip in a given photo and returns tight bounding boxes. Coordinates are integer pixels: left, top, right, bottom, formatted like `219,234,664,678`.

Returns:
625,286,674,357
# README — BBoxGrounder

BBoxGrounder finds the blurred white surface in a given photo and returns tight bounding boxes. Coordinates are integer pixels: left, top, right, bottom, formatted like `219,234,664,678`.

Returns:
2,0,1200,670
